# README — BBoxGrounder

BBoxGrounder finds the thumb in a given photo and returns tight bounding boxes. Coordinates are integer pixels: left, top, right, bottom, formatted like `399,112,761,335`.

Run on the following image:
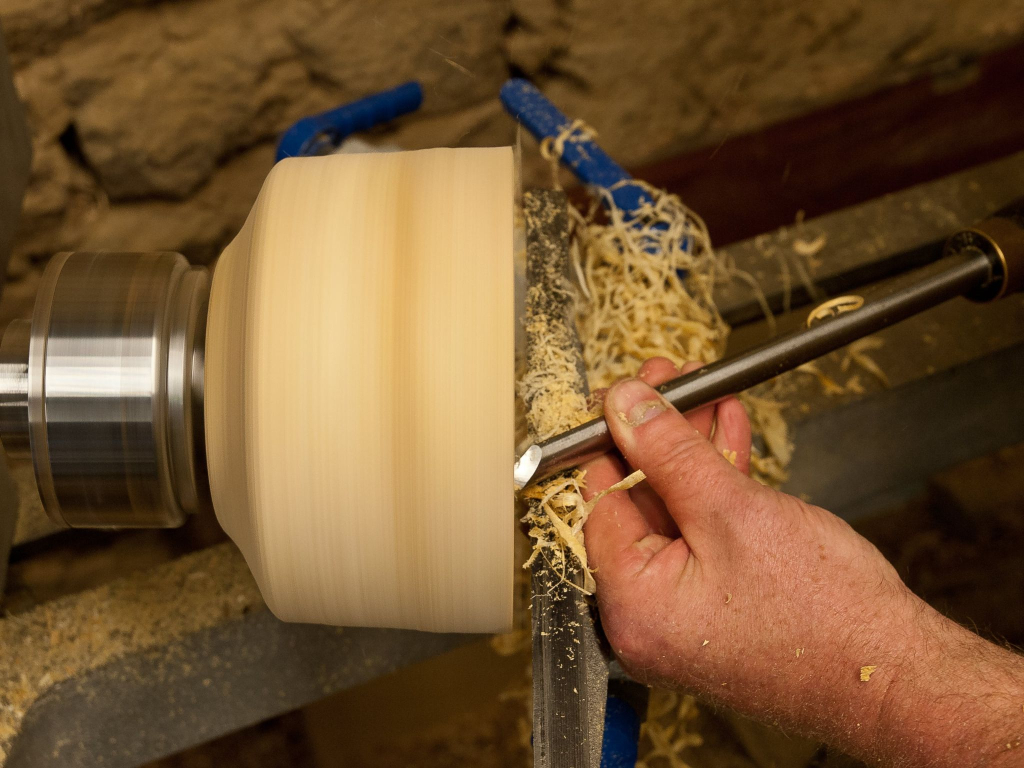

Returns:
604,378,741,533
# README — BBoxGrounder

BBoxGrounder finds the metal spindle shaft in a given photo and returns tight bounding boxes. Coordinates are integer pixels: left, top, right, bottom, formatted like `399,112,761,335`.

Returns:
0,320,30,456
513,246,999,489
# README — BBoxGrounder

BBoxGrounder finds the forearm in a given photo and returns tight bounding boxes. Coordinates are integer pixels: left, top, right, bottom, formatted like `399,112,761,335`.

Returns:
781,595,1024,767
860,606,1024,767
696,575,1024,765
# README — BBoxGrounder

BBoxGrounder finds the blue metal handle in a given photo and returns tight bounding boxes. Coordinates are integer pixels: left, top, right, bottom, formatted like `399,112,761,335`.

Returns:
600,695,643,768
500,79,652,214
276,81,423,161
501,78,691,260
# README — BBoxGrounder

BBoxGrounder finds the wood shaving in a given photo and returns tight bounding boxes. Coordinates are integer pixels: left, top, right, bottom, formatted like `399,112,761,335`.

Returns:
796,361,845,396
793,233,827,257
860,665,878,682
539,118,598,189
844,336,889,387
754,227,824,315
742,392,792,480
520,469,646,594
806,295,865,327
571,180,727,387
564,177,792,487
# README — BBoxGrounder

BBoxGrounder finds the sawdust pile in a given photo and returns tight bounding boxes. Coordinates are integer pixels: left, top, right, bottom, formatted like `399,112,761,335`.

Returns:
516,169,794,595
0,544,264,761
519,120,794,497
566,176,792,484
516,189,593,444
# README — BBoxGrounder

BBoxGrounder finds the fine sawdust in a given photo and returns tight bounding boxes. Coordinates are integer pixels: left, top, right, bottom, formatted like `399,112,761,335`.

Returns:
0,544,264,761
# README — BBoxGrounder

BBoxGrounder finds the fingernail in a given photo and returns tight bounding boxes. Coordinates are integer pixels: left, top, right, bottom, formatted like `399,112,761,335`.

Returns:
608,379,668,428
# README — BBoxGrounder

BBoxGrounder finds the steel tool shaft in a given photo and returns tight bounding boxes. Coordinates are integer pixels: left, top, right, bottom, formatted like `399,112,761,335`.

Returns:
514,214,1023,491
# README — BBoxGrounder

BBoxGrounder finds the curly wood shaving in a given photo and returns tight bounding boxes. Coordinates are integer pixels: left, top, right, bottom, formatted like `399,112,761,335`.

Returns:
571,182,726,388
797,361,846,396
586,469,646,509
539,118,599,189
793,233,827,257
844,336,889,386
562,176,792,486
520,469,646,594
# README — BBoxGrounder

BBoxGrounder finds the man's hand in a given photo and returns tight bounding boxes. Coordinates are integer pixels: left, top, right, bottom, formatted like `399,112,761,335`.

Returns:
582,357,1024,766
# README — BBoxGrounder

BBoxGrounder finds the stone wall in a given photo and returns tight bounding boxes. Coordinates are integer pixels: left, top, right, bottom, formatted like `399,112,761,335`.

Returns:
3,0,1024,320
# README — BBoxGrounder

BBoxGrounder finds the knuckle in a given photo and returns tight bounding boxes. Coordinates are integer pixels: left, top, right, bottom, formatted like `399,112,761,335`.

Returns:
644,430,741,514
642,423,708,479
603,611,653,670
598,587,663,670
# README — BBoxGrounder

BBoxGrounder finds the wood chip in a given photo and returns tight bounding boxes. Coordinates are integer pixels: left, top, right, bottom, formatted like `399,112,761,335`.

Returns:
792,233,827,257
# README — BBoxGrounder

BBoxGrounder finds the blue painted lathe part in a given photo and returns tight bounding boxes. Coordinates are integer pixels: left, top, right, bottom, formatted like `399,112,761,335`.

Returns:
276,81,423,161
500,78,691,259
600,695,643,768
500,79,652,215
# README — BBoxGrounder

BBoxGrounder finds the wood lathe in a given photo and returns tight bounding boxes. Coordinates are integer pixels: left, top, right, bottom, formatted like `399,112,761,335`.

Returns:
0,75,1022,768
0,151,1019,638
3,113,1024,766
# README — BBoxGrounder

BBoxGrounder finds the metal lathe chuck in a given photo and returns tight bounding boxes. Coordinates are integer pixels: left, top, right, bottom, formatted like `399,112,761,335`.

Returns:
0,252,211,528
